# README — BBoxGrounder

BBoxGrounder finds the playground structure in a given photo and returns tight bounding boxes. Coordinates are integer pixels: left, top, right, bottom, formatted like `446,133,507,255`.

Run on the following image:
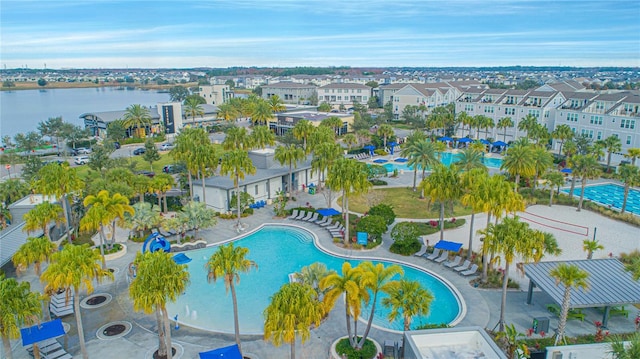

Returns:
142,232,171,253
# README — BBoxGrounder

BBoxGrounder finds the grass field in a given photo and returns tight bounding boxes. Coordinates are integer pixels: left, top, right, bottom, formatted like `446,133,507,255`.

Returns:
346,187,473,219
75,152,175,178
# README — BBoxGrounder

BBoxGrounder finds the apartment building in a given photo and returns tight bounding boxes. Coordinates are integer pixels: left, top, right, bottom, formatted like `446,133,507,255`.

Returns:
261,82,318,104
391,81,486,120
198,84,233,105
317,83,372,108
267,110,354,136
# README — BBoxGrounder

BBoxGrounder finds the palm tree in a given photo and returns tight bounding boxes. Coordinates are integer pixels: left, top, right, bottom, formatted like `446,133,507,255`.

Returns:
294,262,335,299
377,124,394,149
22,202,64,239
308,125,336,150
419,164,461,241
530,146,554,194
220,150,256,229
496,117,514,142
454,147,486,173
250,125,276,150
126,201,161,238
131,174,151,203
542,170,565,207
457,111,474,137
382,279,434,331
217,102,240,122
171,128,202,199
618,164,640,214
582,239,604,259
572,154,601,211
0,178,30,206
274,144,306,199
292,120,315,153
151,173,175,213
223,126,253,151
342,133,357,150
624,147,640,166
183,96,204,125
1,275,42,359
460,168,489,260
311,142,341,191
34,162,84,244
122,104,152,137
320,116,344,136
267,95,286,113
194,141,219,204
552,124,574,155
130,251,189,359
601,135,622,172
249,98,273,125
518,114,539,140
206,243,257,355
41,244,113,359
263,283,324,359
500,142,535,192
550,264,589,345
480,116,495,138
180,201,216,240
357,262,403,349
12,236,56,276
403,139,439,192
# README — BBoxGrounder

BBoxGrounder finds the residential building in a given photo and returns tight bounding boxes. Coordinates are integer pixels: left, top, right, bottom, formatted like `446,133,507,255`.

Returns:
392,81,486,120
317,83,372,108
198,84,233,105
268,110,354,136
261,82,318,104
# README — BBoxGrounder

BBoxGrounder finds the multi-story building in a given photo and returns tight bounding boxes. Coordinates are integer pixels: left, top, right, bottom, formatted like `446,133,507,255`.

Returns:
261,82,318,104
267,110,354,136
391,81,487,120
198,84,233,105
317,83,372,108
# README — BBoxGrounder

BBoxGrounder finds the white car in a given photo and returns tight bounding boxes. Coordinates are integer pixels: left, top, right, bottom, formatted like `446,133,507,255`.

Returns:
74,156,89,165
75,147,92,154
159,143,174,151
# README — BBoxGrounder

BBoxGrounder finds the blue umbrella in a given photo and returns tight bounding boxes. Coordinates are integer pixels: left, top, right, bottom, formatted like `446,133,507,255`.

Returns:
457,138,472,143
561,168,572,174
317,208,341,216
492,141,507,147
363,145,375,156
479,139,491,145
438,136,453,142
388,141,397,155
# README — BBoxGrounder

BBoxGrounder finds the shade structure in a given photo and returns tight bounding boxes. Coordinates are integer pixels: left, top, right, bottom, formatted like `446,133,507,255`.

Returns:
317,208,341,216
172,253,192,264
438,136,453,142
394,157,408,163
561,168,572,173
479,139,491,145
492,141,507,147
363,145,375,156
457,138,472,143
389,141,397,155
199,344,242,359
434,240,462,252
21,319,65,346
373,159,388,164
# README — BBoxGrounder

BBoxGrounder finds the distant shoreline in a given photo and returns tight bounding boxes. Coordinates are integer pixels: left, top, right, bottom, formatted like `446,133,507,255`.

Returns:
0,81,199,91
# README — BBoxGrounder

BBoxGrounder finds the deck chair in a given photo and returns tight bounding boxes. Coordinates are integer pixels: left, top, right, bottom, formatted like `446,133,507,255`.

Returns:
294,211,307,220
287,209,299,219
320,218,334,227
444,255,462,268
460,264,479,276
326,222,342,231
454,260,471,272
315,216,329,225
426,248,442,261
434,251,450,263
329,226,344,236
413,247,428,257
305,212,319,222
300,212,314,221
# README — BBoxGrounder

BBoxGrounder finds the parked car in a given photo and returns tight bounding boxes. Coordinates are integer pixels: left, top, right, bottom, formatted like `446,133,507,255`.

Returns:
113,141,121,149
74,147,92,154
135,170,155,178
132,147,146,155
74,156,89,165
159,143,174,151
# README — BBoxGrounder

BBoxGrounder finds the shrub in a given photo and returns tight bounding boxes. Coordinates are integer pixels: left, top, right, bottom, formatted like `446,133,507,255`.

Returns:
368,203,396,225
355,215,388,241
335,337,377,359
390,236,421,256
369,179,387,186
416,323,450,330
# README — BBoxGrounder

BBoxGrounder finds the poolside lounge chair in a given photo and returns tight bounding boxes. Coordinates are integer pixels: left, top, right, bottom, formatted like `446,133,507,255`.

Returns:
434,251,450,263
326,222,342,231
444,256,462,268
320,218,334,227
300,212,314,221
460,264,479,276
294,211,307,220
413,247,428,257
329,226,344,236
426,248,442,261
287,209,299,219
315,216,329,225
453,260,472,272
305,212,319,222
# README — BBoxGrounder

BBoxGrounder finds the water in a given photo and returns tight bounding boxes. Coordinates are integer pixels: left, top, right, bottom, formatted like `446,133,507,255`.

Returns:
0,87,170,138
381,152,503,172
562,183,640,216
166,225,462,334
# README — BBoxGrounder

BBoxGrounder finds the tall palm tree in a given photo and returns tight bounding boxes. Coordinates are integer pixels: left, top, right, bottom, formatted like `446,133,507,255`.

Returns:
400,132,427,191
582,239,604,259
0,178,30,206
183,96,204,124
34,162,84,244
171,128,203,199
263,282,324,359
12,236,56,276
250,125,276,150
294,262,335,299
500,142,535,192
130,251,189,359
454,147,486,173
382,279,434,331
22,202,65,239
572,154,601,211
618,164,640,214
268,95,287,113
357,262,403,349
542,170,565,207
223,126,254,151
122,104,152,137
496,117,514,142
1,275,42,359
552,124,574,155
518,114,539,140
480,116,495,138
274,144,306,199
216,102,240,122
550,264,589,345
292,120,315,153
311,142,341,191
530,146,554,194
126,202,161,238
249,98,273,125
601,135,622,172
151,173,175,213
194,141,219,204
460,168,489,261
41,244,113,359
342,133,358,150
456,111,472,137
377,124,394,149
320,116,344,136
180,201,216,239
206,243,257,355
403,139,439,192
419,164,461,241
308,125,336,150
220,150,256,229
624,147,640,166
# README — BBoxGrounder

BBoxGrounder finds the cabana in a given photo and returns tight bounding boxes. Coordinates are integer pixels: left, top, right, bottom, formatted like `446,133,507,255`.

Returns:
199,344,242,359
363,145,375,157
434,240,462,252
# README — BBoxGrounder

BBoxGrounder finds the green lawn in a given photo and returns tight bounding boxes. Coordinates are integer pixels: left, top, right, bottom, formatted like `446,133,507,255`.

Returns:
75,153,174,178
347,187,473,219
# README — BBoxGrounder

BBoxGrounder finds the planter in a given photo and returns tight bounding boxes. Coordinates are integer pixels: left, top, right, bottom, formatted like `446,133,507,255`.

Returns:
330,336,382,359
104,244,127,261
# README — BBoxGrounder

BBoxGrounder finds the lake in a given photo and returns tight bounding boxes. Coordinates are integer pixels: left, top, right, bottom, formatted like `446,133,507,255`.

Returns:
0,87,170,139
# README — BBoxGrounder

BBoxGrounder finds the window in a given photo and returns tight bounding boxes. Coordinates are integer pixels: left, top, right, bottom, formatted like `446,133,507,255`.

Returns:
581,129,594,138
337,89,342,93
504,107,515,115
484,106,494,114
596,101,604,110
255,185,258,195
596,131,602,140
357,89,362,93
589,115,603,125
566,113,578,122
465,104,474,112
627,135,632,145
620,119,636,129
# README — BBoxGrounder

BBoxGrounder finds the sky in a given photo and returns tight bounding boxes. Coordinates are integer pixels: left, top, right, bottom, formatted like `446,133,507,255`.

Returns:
1,0,639,69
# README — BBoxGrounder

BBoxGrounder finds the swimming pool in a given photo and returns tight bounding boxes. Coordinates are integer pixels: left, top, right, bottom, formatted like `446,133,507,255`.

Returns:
166,225,463,334
561,183,640,216
382,152,502,172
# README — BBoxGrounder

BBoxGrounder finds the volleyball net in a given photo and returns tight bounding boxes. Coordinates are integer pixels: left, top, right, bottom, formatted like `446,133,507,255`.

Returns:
519,211,590,237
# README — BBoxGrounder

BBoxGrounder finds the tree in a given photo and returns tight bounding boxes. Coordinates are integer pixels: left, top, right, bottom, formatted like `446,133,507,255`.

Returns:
14,131,42,155
454,147,486,173
263,283,324,359
542,170,565,207
183,96,204,124
401,105,423,128
143,138,161,171
126,202,161,238
400,131,427,190
1,275,42,359
220,150,256,229
0,178,29,207
609,332,640,359
274,144,306,199
460,168,489,261
342,133,358,150
129,251,189,359
41,244,113,359
206,243,257,355
624,147,640,166
518,114,539,139
382,279,434,331
87,143,113,172
367,95,380,109
601,135,622,172
496,117,514,142
34,162,84,244
180,201,216,239
572,154,601,211
123,104,152,138
60,123,90,153
12,236,56,276
501,142,535,192
419,164,461,241
2,79,15,88
222,126,253,151
311,142,341,191
376,124,394,149
217,102,240,122
292,120,315,153
22,202,65,239
250,125,276,150
37,116,65,154
582,239,604,259
321,116,344,136
550,264,589,345
150,174,174,213
268,95,287,113
171,127,213,199
618,164,640,214
530,146,554,194
37,78,47,87
168,85,190,102
552,124,574,155
317,102,332,112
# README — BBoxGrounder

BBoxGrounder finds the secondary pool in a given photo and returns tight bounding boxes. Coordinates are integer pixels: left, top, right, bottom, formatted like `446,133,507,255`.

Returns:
562,183,640,216
166,225,463,334
382,152,502,172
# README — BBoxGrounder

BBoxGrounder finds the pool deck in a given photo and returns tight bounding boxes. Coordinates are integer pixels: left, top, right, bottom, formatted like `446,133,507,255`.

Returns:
5,171,640,359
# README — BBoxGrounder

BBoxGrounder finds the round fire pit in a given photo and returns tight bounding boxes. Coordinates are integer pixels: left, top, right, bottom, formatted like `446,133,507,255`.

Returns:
80,293,112,309
96,321,132,340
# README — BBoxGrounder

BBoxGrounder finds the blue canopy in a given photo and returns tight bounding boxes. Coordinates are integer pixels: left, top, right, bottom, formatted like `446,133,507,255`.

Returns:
438,136,453,142
388,142,397,155
561,168,572,173
479,139,491,145
492,141,507,147
317,208,340,216
363,145,375,156
394,158,408,163
173,253,192,264
457,138,472,143
199,344,242,359
21,319,65,346
373,159,388,164
434,240,463,252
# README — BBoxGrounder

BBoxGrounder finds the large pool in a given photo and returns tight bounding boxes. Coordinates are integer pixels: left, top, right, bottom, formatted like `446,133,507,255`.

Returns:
561,183,640,216
166,225,463,334
382,152,502,172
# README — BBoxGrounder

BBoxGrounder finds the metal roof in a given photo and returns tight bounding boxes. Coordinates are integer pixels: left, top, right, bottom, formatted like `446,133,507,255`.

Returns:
523,259,640,308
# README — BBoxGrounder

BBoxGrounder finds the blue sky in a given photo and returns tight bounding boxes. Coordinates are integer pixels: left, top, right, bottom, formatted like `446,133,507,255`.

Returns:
1,0,639,69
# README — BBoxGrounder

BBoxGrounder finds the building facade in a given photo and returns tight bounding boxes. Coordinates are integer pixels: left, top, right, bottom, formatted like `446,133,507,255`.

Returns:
317,83,372,108
198,84,233,105
261,82,318,104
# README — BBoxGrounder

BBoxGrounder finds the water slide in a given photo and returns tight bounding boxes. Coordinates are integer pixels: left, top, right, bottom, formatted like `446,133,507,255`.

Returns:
142,232,171,253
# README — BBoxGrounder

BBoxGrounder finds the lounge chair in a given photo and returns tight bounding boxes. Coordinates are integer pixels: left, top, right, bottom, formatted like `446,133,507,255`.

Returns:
315,216,329,225
326,222,342,231
300,212,314,221
320,218,334,227
287,209,299,219
305,212,319,222
414,247,428,257
329,226,344,236
460,264,479,276
444,256,462,268
434,251,450,263
426,248,442,261
294,211,307,220
453,260,471,272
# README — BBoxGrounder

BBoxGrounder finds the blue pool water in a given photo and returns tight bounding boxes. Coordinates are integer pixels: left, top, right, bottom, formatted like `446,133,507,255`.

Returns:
166,225,462,334
382,152,502,172
561,183,640,216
